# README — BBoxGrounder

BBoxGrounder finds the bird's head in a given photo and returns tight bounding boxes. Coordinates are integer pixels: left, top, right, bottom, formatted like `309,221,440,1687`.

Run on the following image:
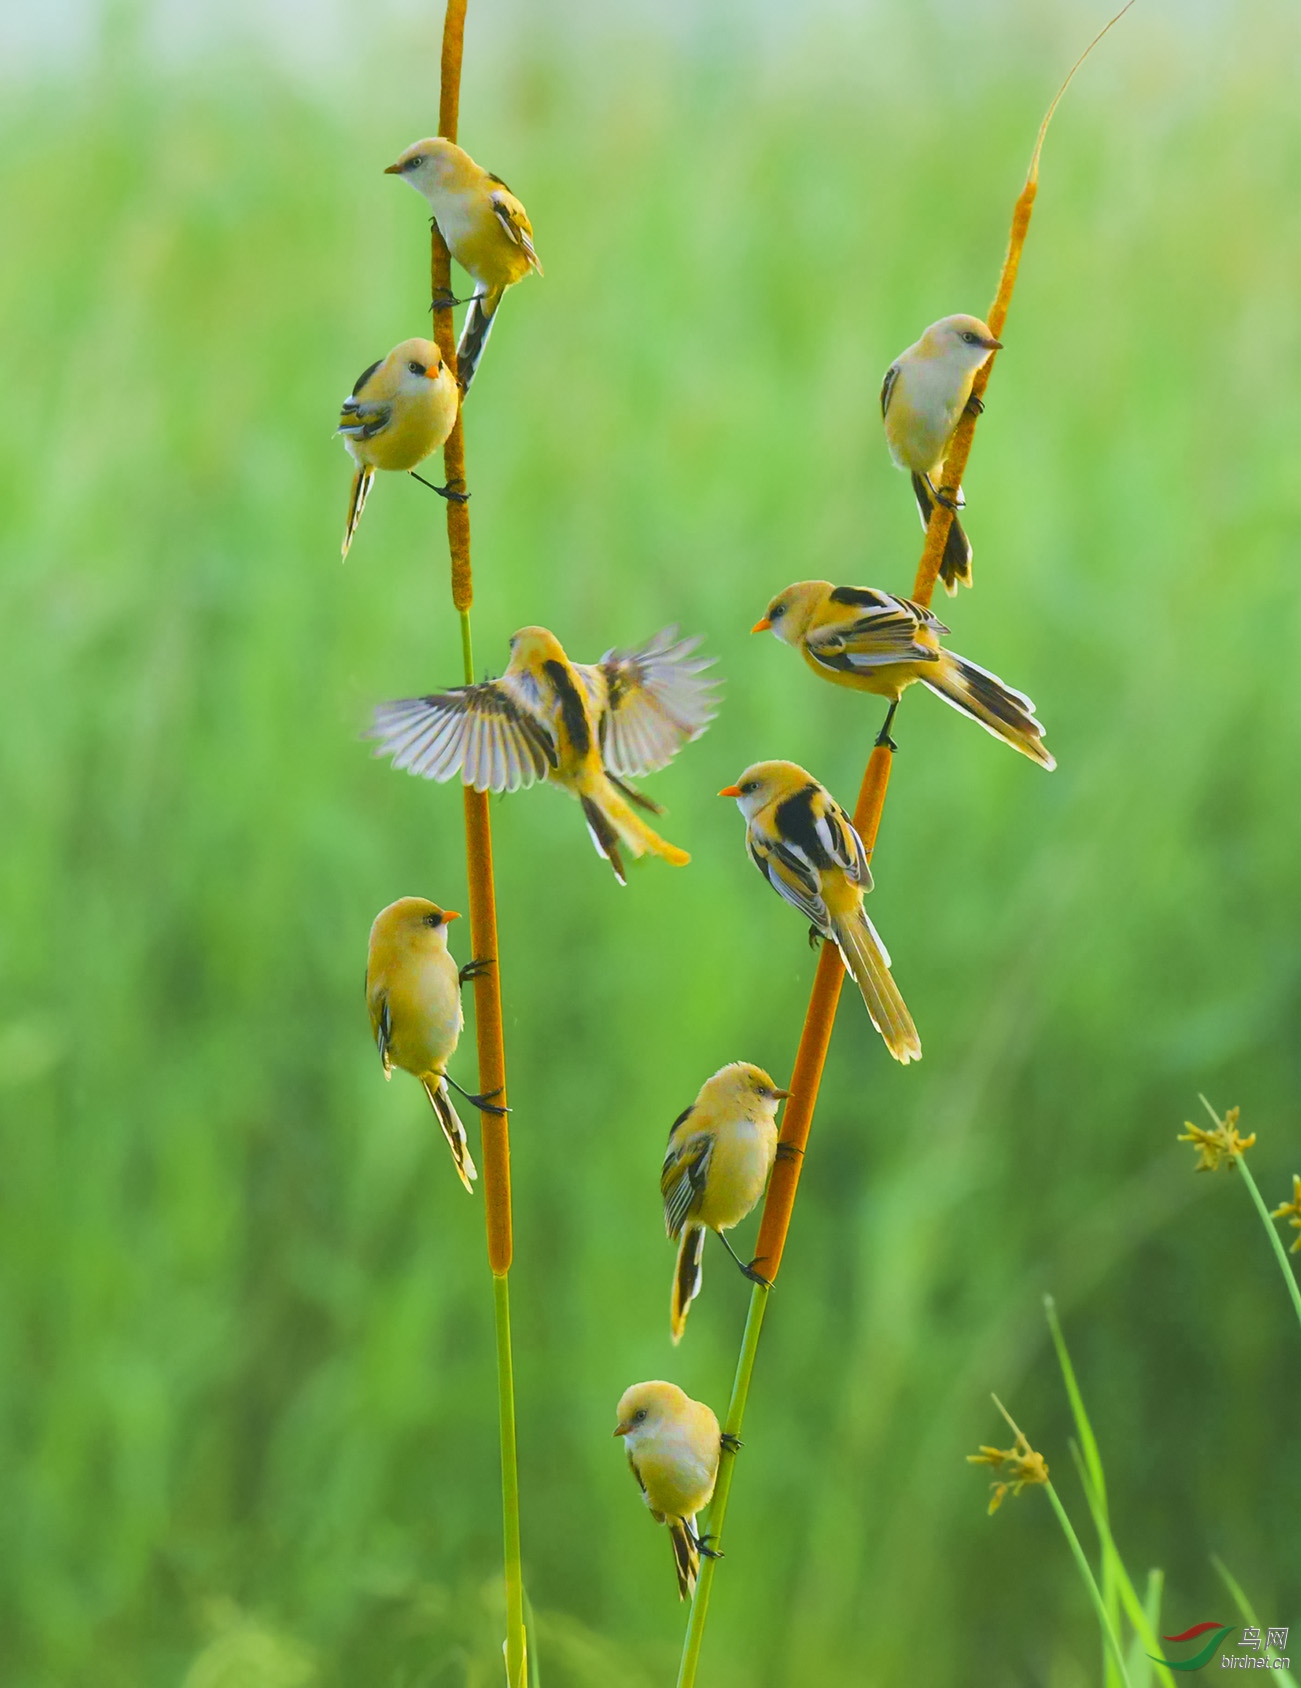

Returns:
703,1061,792,1113
924,313,1003,370
508,626,567,668
370,896,460,951
719,759,814,822
384,137,457,195
614,1380,689,1442
751,580,832,645
389,337,450,393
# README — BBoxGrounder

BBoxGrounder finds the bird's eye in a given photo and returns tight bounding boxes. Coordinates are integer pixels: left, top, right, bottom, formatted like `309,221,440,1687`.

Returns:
424,912,443,928
770,603,785,620
961,331,980,344
740,780,759,795
408,359,426,375
408,156,423,170
633,1408,647,1425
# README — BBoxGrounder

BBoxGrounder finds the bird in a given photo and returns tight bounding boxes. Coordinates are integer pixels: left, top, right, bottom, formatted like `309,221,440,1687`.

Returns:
365,896,504,1193
614,1380,736,1600
369,624,718,884
385,138,542,393
719,761,921,1063
661,1061,789,1342
337,337,460,557
881,313,1003,594
753,580,1054,768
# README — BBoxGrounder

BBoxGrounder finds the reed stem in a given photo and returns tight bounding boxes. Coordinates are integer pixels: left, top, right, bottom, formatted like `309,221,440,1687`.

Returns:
1237,1157,1301,1335
1044,1483,1134,1688
675,13,1132,1682
430,3,526,1680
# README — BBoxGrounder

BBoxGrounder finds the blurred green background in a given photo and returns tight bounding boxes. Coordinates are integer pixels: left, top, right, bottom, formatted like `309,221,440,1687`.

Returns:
2,0,1299,1682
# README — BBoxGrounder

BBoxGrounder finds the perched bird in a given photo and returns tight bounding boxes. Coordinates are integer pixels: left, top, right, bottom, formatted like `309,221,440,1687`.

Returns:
881,313,1003,594
719,762,921,1063
385,138,542,392
370,625,717,884
365,896,503,1193
614,1380,735,1600
753,580,1054,769
337,337,460,557
661,1062,789,1342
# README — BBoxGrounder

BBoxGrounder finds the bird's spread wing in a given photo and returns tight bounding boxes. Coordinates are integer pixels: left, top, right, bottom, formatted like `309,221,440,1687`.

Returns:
661,1125,713,1237
578,627,719,777
748,831,829,930
807,588,945,674
880,363,900,418
337,396,392,439
369,678,557,793
490,191,541,271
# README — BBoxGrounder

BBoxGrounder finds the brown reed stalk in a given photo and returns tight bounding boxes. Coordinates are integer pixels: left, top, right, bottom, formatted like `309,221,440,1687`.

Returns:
428,3,527,1681
678,13,1133,1683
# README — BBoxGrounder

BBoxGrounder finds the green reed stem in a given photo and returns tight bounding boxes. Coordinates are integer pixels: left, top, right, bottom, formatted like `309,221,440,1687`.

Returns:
1044,1482,1134,1688
460,607,475,687
493,1271,526,1687
1197,1096,1301,1335
1236,1158,1301,1335
676,1284,770,1688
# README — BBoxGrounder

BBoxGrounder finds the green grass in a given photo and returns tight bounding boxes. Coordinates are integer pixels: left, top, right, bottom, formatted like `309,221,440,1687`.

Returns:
2,2,1300,1682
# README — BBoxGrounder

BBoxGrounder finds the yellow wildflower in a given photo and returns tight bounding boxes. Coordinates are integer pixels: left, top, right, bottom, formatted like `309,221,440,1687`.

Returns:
1271,1175,1301,1254
1178,1103,1254,1172
967,1428,1049,1514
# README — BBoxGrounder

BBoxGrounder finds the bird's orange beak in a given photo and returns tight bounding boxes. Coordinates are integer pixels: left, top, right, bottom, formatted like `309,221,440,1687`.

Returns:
983,337,1004,351
718,785,742,798
751,616,771,633
772,1088,792,1100
383,161,403,175
613,1420,632,1438
442,910,461,922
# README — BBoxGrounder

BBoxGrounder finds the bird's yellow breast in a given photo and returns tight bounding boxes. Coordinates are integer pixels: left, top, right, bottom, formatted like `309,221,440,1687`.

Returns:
368,935,462,1079
361,381,458,473
633,1420,719,1520
694,1112,777,1232
435,188,534,291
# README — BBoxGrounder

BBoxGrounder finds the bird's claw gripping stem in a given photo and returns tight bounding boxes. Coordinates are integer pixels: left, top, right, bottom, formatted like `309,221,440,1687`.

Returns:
458,958,495,987
720,1432,743,1454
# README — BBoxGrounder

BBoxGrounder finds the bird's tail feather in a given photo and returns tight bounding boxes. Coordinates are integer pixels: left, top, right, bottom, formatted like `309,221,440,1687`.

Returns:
343,466,375,558
455,292,500,394
579,794,629,885
668,1518,701,1601
670,1224,706,1345
582,777,690,878
925,653,1056,770
911,471,972,594
421,1076,479,1193
831,908,921,1064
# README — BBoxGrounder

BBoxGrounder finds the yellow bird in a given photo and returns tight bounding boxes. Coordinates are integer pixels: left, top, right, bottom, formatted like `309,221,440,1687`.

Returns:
365,896,503,1193
719,761,921,1064
370,625,717,884
881,313,1003,594
337,337,460,558
614,1380,737,1600
662,1061,790,1343
385,138,542,393
753,580,1054,768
